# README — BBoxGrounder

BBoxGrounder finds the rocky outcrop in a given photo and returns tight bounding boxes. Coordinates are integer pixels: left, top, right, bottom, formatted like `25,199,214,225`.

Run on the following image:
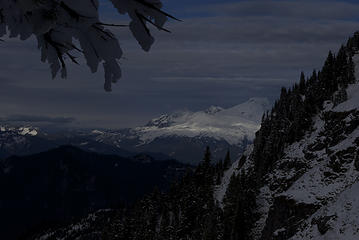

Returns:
312,215,337,235
354,152,359,171
254,106,359,240
261,196,318,240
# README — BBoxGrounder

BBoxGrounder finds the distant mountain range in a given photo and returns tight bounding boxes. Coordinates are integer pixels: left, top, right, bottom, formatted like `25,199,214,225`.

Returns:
0,98,271,164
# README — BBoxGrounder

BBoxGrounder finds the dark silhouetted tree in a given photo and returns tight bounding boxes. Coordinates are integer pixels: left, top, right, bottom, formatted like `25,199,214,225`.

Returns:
223,150,231,170
0,0,178,91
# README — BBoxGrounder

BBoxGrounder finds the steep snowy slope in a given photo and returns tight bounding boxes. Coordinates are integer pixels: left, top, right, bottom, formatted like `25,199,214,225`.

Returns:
284,73,359,240
227,56,359,240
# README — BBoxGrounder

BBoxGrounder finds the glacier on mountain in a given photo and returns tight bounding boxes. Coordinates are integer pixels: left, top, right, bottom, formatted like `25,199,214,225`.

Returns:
133,97,271,145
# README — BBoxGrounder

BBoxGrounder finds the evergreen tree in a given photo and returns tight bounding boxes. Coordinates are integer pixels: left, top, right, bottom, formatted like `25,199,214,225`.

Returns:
223,171,257,240
223,150,231,170
217,159,224,173
0,0,176,91
203,146,211,167
321,51,337,96
346,31,359,55
231,172,257,240
223,174,239,240
333,87,348,106
299,71,306,94
348,56,356,84
216,171,222,185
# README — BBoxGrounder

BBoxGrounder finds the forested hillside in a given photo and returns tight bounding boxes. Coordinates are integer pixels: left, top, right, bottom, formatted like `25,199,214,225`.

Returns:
0,146,189,240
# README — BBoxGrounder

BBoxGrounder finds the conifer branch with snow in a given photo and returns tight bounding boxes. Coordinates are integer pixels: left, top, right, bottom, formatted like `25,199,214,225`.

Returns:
0,0,176,91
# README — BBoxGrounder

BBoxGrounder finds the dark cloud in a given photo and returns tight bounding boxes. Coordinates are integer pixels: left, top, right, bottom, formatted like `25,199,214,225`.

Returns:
198,1,359,20
0,0,358,128
2,115,75,124
155,17,358,44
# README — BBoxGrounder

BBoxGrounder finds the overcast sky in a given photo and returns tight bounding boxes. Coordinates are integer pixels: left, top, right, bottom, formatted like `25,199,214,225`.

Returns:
1,0,359,129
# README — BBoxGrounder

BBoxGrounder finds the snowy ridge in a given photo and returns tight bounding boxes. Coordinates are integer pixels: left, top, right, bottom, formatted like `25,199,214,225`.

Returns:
134,98,271,145
0,125,38,136
248,61,359,239
214,159,240,207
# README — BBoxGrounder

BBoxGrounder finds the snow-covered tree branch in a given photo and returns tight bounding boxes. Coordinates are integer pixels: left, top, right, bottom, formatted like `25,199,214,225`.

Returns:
0,0,177,91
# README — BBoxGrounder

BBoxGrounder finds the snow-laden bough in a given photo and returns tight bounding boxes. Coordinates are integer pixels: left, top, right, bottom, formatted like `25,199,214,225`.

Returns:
0,0,177,91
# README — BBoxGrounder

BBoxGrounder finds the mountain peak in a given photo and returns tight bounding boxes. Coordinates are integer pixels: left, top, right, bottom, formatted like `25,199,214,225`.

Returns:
204,106,224,115
247,97,271,107
145,114,175,128
223,97,271,123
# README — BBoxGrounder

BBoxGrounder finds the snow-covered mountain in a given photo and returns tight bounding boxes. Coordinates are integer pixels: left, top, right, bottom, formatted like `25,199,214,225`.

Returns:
0,126,38,136
134,97,270,145
85,97,270,163
0,125,57,159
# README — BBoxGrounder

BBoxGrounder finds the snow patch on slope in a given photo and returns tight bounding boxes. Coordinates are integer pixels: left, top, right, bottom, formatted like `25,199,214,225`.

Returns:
334,80,359,112
214,144,254,207
214,159,240,207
